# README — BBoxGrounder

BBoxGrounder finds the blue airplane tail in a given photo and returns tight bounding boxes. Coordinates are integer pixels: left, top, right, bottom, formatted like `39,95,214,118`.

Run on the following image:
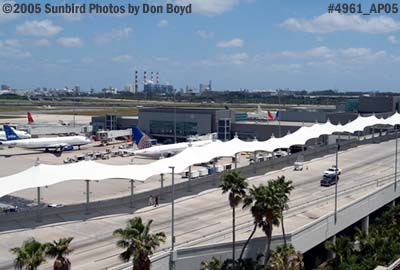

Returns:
132,127,153,149
4,125,20,141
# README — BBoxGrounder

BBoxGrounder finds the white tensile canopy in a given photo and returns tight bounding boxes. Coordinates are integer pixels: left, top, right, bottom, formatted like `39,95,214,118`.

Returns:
0,113,399,198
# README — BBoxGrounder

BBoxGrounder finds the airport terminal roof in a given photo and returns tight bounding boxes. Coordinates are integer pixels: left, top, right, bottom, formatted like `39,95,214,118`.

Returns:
1,113,400,197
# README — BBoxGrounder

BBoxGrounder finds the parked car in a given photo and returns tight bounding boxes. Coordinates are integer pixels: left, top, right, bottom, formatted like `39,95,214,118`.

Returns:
48,203,64,208
320,174,339,186
324,165,342,176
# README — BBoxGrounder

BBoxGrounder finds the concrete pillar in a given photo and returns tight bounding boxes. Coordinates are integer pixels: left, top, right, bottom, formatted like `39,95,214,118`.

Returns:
328,235,337,259
361,215,369,235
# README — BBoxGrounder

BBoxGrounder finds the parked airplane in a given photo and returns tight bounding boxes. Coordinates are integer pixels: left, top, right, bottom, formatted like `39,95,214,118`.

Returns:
0,125,91,152
247,105,279,121
27,112,69,126
0,126,31,141
126,127,214,158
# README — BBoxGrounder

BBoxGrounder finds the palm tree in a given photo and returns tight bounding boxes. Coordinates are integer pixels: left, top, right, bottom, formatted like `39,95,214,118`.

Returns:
10,238,46,270
324,236,354,268
268,244,304,270
273,176,294,246
44,237,74,270
113,217,166,270
240,182,281,266
220,171,248,266
200,257,223,270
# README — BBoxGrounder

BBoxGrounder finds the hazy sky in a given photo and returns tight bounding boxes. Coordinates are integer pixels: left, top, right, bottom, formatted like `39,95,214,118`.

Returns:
1,0,400,91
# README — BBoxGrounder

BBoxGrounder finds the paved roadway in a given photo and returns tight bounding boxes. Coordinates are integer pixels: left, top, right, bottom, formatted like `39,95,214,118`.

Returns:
0,139,397,269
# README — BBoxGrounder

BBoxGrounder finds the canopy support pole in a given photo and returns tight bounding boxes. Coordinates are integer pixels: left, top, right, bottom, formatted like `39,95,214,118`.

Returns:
36,187,41,223
253,151,258,174
187,166,192,192
213,160,217,186
130,179,135,209
160,174,164,199
85,180,90,215
234,153,238,169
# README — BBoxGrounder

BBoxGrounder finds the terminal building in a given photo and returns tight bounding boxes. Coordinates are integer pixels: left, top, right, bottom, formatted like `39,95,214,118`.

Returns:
137,107,235,143
90,96,400,143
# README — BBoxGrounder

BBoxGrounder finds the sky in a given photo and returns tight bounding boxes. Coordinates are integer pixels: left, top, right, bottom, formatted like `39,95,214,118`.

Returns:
1,0,400,92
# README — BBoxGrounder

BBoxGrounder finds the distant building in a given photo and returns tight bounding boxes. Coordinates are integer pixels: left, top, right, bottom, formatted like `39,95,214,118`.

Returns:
143,83,173,95
74,85,80,95
185,85,197,95
358,96,399,114
199,81,212,93
102,87,118,94
1,84,11,91
124,84,135,93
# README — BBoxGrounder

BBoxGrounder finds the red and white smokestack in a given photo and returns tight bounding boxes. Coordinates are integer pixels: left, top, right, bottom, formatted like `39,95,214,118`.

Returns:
151,71,153,82
135,70,138,91
144,71,147,84
156,72,159,84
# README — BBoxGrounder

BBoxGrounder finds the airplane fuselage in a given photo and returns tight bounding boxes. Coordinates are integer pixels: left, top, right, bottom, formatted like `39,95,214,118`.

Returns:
0,136,91,150
133,140,212,158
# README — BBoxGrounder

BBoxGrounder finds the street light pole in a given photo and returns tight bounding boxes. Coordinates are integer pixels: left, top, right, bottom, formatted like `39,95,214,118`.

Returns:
174,92,177,144
334,144,340,224
395,129,398,192
169,166,176,270
278,90,281,138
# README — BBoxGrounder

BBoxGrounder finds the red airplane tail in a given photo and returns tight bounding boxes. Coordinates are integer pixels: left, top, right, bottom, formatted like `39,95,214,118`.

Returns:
27,112,34,124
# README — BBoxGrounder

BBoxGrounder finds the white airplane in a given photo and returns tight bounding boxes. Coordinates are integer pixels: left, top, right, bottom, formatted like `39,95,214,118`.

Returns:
0,125,91,152
247,105,279,121
0,126,31,141
27,112,67,126
127,127,214,158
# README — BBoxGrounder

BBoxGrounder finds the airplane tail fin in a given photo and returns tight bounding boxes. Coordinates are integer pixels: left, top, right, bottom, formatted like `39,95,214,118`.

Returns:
27,112,34,124
132,127,152,149
4,125,20,141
